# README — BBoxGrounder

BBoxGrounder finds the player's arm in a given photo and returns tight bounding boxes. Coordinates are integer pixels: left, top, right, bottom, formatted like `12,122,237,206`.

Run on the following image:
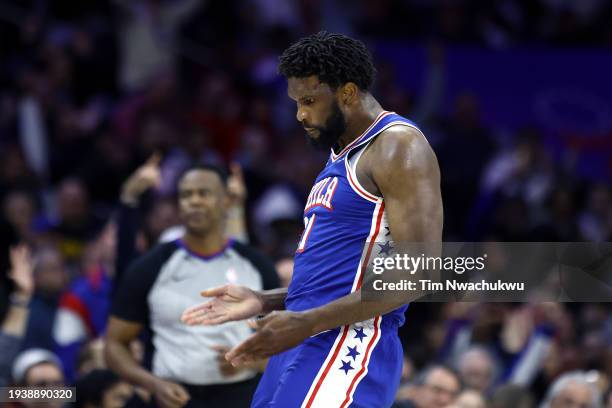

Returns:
181,286,287,325
259,288,288,312
224,127,443,366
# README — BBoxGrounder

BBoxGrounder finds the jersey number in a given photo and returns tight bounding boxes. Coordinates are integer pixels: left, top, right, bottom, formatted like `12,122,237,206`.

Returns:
296,214,316,253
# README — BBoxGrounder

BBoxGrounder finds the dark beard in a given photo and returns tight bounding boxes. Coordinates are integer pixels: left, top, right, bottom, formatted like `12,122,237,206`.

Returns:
305,101,347,151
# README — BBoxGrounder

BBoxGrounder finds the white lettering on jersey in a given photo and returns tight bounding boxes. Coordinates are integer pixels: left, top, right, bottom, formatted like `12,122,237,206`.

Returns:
304,177,339,212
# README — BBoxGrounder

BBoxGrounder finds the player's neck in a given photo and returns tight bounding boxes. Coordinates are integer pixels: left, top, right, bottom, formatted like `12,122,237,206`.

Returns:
182,229,228,255
336,96,384,151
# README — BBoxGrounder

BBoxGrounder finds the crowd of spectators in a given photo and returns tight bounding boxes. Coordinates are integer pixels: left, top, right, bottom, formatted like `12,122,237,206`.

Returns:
1,1,611,407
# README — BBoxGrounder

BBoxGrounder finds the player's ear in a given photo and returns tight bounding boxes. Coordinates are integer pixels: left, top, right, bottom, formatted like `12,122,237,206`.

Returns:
339,82,359,106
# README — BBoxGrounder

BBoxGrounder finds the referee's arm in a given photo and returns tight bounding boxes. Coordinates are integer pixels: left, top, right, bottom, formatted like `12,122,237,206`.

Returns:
105,250,190,407
105,318,154,389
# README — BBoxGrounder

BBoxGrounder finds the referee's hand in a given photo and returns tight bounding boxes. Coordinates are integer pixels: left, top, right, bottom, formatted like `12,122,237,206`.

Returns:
153,378,190,408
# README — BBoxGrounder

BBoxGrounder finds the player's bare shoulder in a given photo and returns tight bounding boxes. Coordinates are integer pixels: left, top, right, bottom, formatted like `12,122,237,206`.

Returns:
366,124,440,184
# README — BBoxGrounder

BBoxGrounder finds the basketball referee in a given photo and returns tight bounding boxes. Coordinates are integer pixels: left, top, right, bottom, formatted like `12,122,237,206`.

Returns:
105,165,279,408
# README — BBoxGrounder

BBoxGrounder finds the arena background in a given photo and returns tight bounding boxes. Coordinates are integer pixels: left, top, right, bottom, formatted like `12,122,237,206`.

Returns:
0,0,611,407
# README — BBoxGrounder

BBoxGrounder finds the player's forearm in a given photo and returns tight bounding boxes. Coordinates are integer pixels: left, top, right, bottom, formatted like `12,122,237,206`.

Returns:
104,339,159,392
258,288,288,313
302,291,404,335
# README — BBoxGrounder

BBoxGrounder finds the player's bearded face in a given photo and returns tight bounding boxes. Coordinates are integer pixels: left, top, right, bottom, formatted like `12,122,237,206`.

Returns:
305,100,347,151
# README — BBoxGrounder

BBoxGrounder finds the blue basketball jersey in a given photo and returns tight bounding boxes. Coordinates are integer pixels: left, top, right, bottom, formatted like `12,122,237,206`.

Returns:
286,111,423,327
253,111,425,407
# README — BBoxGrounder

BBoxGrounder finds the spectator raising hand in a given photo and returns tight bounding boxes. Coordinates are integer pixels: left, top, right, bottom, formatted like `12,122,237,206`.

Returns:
120,153,162,206
226,162,249,242
227,162,247,208
1,245,35,388
8,245,34,302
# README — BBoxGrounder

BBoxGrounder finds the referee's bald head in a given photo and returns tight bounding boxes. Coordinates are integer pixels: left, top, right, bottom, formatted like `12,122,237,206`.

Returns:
178,163,228,187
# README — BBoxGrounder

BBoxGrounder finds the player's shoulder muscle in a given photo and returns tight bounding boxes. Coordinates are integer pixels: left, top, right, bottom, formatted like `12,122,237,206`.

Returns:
368,125,439,183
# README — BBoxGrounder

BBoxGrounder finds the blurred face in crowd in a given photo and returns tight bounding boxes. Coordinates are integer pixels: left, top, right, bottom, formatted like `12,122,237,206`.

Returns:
178,169,228,237
418,367,461,408
145,199,178,242
550,381,596,408
25,362,64,386
58,179,89,225
458,349,494,393
450,390,486,408
35,248,69,297
3,191,35,237
23,362,64,408
288,76,347,151
101,381,133,408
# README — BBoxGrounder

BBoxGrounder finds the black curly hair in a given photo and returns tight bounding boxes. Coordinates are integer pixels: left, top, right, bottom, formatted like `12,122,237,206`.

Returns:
278,31,376,91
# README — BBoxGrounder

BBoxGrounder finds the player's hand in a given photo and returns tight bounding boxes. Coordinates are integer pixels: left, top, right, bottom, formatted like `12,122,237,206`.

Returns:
152,379,190,408
120,153,162,205
181,284,264,326
211,345,243,377
225,310,314,367
8,245,34,298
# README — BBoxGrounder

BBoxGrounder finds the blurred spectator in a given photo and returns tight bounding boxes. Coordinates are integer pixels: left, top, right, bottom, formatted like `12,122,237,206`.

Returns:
21,246,69,351
455,346,497,394
74,369,134,408
52,225,116,383
114,0,204,92
540,371,602,408
11,348,64,386
2,190,37,245
396,365,462,408
0,245,34,388
0,145,40,197
476,127,556,239
45,178,105,262
449,389,487,408
191,72,247,162
395,356,417,406
253,184,303,258
490,384,535,408
531,188,579,241
437,92,496,238
115,153,165,282
9,348,64,408
579,184,612,242
0,218,18,322
76,338,106,377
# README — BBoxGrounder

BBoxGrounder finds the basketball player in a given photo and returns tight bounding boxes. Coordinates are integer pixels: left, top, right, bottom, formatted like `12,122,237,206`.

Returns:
183,32,443,407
